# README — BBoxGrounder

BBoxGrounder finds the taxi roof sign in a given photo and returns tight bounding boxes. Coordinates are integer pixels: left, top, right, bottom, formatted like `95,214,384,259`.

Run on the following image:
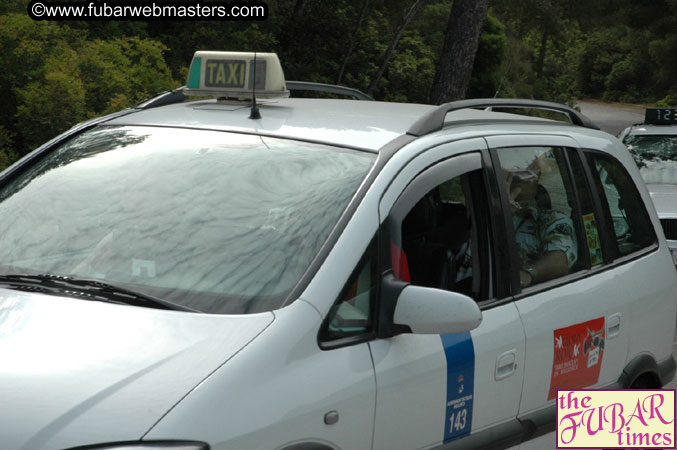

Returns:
184,51,289,100
645,108,677,125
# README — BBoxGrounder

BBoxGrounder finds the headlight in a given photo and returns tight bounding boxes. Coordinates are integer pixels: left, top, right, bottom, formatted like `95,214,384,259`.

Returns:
65,441,209,450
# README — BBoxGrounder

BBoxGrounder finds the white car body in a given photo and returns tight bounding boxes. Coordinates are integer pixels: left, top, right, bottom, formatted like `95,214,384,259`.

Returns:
1,94,676,450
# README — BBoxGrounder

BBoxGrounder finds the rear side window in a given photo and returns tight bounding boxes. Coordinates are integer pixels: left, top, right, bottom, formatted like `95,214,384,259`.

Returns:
585,152,656,257
496,146,584,288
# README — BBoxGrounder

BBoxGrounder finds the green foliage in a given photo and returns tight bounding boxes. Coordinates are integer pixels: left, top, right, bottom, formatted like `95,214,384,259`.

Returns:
379,34,436,103
573,0,677,103
148,21,278,82
575,28,626,97
531,28,584,104
1,0,675,167
493,0,595,104
414,1,453,54
0,14,177,160
0,15,84,155
647,35,677,91
0,127,17,171
603,52,651,103
657,95,677,108
77,37,175,114
16,48,87,151
0,0,29,15
493,0,677,104
467,13,506,98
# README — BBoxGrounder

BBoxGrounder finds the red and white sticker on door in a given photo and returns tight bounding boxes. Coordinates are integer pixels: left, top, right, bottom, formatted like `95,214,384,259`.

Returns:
547,317,605,400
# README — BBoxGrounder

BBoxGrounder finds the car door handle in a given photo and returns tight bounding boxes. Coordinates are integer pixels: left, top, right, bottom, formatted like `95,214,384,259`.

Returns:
607,313,621,338
495,350,517,381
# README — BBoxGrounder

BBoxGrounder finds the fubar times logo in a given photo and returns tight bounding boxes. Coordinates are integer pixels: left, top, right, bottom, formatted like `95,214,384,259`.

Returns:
556,389,676,448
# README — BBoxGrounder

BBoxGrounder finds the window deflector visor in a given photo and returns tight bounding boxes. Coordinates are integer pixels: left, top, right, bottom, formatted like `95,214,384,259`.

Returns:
388,152,482,227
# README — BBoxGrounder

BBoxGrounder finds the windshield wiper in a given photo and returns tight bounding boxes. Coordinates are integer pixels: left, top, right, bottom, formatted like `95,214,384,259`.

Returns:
0,274,197,312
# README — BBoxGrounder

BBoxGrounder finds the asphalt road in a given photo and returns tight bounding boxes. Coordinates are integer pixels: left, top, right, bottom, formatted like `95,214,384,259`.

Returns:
575,99,645,136
506,100,677,449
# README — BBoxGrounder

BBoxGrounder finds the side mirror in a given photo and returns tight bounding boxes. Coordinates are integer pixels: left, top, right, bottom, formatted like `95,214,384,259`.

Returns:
393,285,482,335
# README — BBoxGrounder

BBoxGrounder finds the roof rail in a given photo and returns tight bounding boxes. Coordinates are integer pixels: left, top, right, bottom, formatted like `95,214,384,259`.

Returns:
135,82,373,109
286,81,374,101
407,98,600,136
135,88,187,110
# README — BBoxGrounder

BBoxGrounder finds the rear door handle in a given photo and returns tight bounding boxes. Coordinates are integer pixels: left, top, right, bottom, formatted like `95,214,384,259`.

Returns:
495,350,517,380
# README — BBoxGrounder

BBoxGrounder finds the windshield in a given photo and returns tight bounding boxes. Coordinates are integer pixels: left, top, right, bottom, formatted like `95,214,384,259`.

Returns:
624,134,677,185
0,126,375,314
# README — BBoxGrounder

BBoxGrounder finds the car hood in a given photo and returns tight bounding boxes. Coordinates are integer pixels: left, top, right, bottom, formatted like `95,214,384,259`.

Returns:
647,184,677,218
0,289,274,450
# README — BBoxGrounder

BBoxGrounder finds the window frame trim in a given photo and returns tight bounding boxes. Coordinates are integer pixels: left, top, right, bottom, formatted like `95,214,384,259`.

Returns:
560,148,593,271
479,146,512,301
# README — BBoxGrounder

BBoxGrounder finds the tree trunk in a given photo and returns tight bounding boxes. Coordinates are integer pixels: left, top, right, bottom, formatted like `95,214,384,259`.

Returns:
337,0,371,85
365,0,427,96
536,28,548,79
429,0,490,104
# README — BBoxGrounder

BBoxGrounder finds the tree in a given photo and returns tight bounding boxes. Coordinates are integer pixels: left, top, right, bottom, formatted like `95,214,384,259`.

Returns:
15,48,88,152
490,0,583,102
429,0,490,104
0,126,17,171
0,0,28,14
0,14,177,158
336,0,371,85
365,0,427,96
466,13,506,98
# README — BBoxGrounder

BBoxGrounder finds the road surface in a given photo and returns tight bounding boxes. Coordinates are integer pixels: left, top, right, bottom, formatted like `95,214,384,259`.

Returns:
575,99,646,136
576,100,646,136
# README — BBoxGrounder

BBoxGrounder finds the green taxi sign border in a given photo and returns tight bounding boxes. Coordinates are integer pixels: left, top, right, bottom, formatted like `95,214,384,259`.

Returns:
187,56,202,89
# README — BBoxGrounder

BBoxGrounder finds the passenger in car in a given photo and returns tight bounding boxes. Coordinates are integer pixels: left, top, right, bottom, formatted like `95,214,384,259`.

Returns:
506,166,578,288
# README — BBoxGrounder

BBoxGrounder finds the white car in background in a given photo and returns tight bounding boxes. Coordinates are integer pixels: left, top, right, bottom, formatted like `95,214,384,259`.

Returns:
620,107,677,264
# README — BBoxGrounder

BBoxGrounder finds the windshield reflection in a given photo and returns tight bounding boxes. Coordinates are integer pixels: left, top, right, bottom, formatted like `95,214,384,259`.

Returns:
625,135,677,185
0,126,375,314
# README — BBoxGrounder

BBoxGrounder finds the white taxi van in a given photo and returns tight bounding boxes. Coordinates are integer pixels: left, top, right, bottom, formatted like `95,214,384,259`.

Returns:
1,52,676,450
620,108,677,265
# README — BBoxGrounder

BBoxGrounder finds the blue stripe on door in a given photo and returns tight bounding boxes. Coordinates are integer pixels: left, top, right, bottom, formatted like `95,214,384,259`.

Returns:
441,332,475,444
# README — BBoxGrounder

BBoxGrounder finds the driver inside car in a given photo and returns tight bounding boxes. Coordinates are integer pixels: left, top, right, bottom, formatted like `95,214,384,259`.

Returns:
505,161,578,288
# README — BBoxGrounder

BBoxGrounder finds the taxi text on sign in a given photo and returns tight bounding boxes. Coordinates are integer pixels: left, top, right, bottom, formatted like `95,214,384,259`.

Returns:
204,59,267,90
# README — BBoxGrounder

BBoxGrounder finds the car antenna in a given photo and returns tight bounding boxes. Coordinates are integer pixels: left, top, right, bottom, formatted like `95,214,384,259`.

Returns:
249,52,262,120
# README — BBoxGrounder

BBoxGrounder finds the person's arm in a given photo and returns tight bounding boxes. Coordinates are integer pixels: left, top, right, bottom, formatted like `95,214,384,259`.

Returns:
519,250,568,287
519,210,577,288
